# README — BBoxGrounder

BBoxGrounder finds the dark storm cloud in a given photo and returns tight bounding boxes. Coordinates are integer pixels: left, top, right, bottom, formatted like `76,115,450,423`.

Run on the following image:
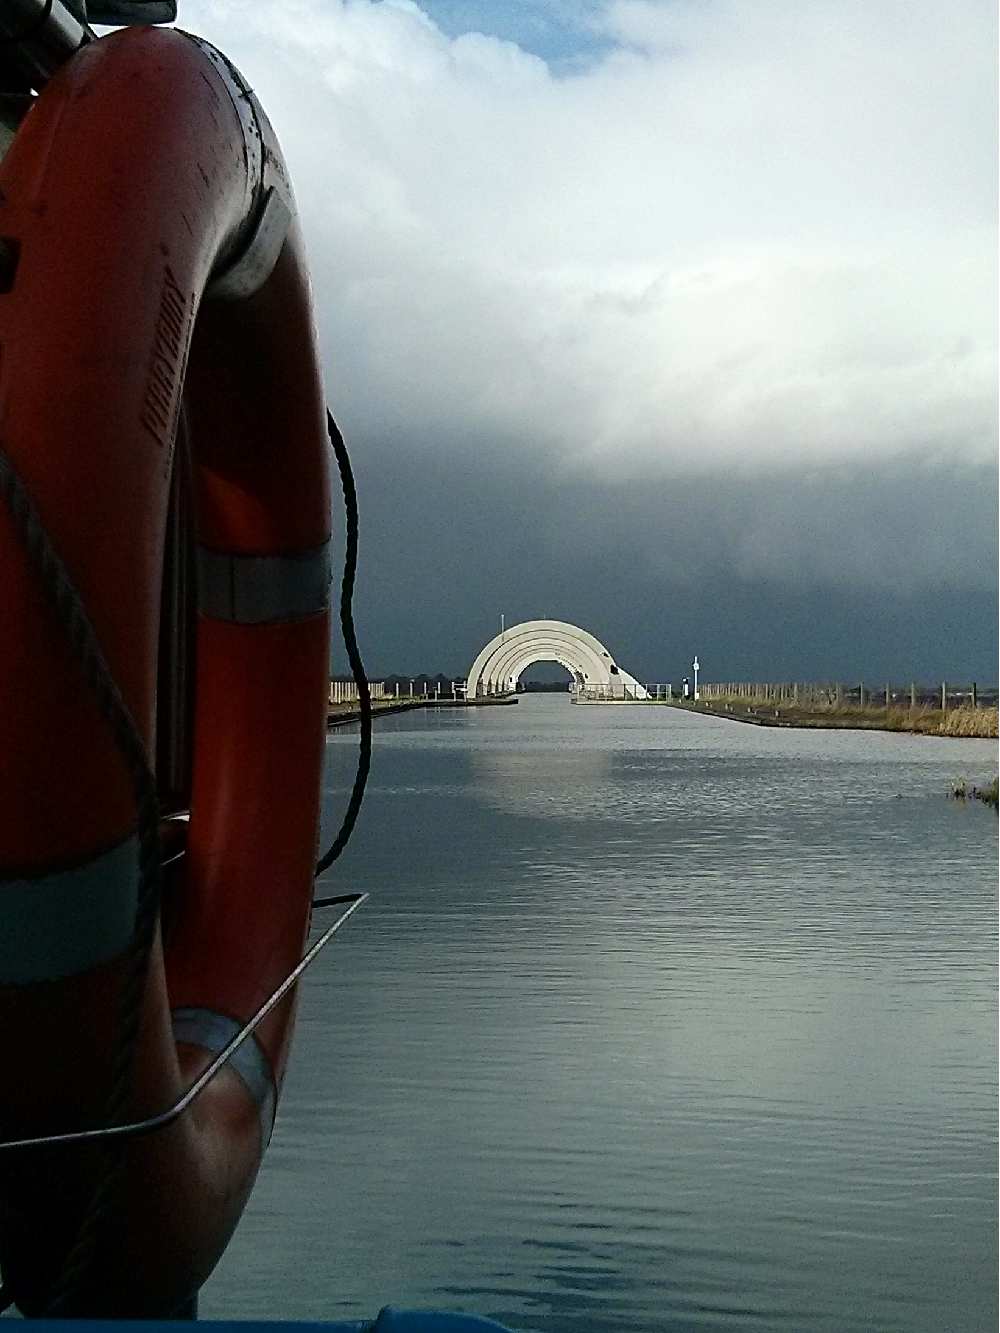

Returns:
338,430,998,681
179,1,997,680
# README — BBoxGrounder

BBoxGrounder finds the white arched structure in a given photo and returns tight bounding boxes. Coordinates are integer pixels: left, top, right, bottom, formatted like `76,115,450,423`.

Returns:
466,619,648,700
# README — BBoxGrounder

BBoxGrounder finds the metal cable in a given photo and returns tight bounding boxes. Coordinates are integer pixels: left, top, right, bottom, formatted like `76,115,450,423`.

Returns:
0,894,366,1154
0,406,371,1312
315,409,372,878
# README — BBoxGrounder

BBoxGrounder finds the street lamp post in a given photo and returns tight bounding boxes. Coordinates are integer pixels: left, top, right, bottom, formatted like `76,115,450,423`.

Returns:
693,656,700,701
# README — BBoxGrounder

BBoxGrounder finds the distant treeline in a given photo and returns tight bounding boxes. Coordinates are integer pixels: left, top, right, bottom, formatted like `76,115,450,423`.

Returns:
372,676,570,693
379,673,462,690
330,672,461,688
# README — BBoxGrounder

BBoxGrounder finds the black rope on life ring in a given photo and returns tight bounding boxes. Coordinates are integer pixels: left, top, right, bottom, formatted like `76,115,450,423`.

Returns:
0,405,372,1312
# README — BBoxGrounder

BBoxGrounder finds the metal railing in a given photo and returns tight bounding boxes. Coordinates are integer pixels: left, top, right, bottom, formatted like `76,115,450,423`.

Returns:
329,679,387,705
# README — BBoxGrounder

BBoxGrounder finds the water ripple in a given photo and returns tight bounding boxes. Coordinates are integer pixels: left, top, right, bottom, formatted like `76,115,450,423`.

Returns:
208,698,997,1333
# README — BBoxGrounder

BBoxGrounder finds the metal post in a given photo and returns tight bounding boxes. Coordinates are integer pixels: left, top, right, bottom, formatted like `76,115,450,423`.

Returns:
941,680,947,711
972,681,978,708
693,656,700,701
910,681,916,709
0,0,93,90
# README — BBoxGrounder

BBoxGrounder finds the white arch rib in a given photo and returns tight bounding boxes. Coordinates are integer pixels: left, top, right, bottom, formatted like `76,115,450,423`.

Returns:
465,619,647,699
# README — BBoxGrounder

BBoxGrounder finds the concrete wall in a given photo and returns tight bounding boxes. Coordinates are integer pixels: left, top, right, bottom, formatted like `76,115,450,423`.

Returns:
466,619,648,699
329,679,387,704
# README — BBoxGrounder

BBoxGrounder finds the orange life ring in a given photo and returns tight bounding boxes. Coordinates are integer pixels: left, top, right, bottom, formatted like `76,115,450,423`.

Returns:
0,26,331,1315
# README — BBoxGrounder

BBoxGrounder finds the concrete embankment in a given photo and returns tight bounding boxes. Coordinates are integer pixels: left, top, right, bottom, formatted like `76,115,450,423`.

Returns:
327,695,517,729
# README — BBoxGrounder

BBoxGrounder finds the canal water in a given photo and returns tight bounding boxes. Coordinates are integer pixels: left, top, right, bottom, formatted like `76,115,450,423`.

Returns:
205,697,998,1332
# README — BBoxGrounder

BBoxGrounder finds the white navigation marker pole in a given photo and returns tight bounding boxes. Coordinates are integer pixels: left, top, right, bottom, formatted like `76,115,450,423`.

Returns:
693,656,700,701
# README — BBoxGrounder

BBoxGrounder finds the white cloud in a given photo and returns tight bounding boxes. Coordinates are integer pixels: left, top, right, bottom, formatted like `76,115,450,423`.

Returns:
183,0,996,473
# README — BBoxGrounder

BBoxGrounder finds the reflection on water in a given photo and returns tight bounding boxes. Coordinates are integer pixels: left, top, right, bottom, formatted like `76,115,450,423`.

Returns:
471,741,614,820
206,698,998,1332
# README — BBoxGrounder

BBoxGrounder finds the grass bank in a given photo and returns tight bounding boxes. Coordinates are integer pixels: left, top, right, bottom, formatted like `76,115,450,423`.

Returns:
682,698,999,738
951,776,999,811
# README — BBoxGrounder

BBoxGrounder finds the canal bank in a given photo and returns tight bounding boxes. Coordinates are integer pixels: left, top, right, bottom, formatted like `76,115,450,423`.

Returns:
659,697,999,738
327,695,517,729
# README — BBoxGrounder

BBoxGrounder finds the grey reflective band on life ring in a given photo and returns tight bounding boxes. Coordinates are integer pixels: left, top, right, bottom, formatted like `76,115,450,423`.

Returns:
0,835,138,985
196,541,331,625
206,186,293,303
171,1007,276,1146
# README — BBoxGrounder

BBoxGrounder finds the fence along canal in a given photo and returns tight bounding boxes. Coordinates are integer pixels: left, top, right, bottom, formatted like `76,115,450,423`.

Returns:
696,681,995,709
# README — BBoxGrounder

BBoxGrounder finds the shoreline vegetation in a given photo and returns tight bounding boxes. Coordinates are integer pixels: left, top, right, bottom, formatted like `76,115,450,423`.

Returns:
672,697,998,739
950,777,999,811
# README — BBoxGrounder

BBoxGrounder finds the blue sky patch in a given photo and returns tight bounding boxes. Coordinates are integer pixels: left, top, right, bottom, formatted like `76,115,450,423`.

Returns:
412,0,614,69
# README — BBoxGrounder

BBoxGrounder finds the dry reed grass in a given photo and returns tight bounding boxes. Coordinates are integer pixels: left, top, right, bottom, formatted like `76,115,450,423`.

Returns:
700,697,999,739
937,706,998,738
951,776,999,810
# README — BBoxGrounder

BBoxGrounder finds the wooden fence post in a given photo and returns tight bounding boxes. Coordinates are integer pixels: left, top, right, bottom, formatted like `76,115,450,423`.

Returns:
910,681,916,709
972,681,978,708
859,681,865,709
884,683,890,708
